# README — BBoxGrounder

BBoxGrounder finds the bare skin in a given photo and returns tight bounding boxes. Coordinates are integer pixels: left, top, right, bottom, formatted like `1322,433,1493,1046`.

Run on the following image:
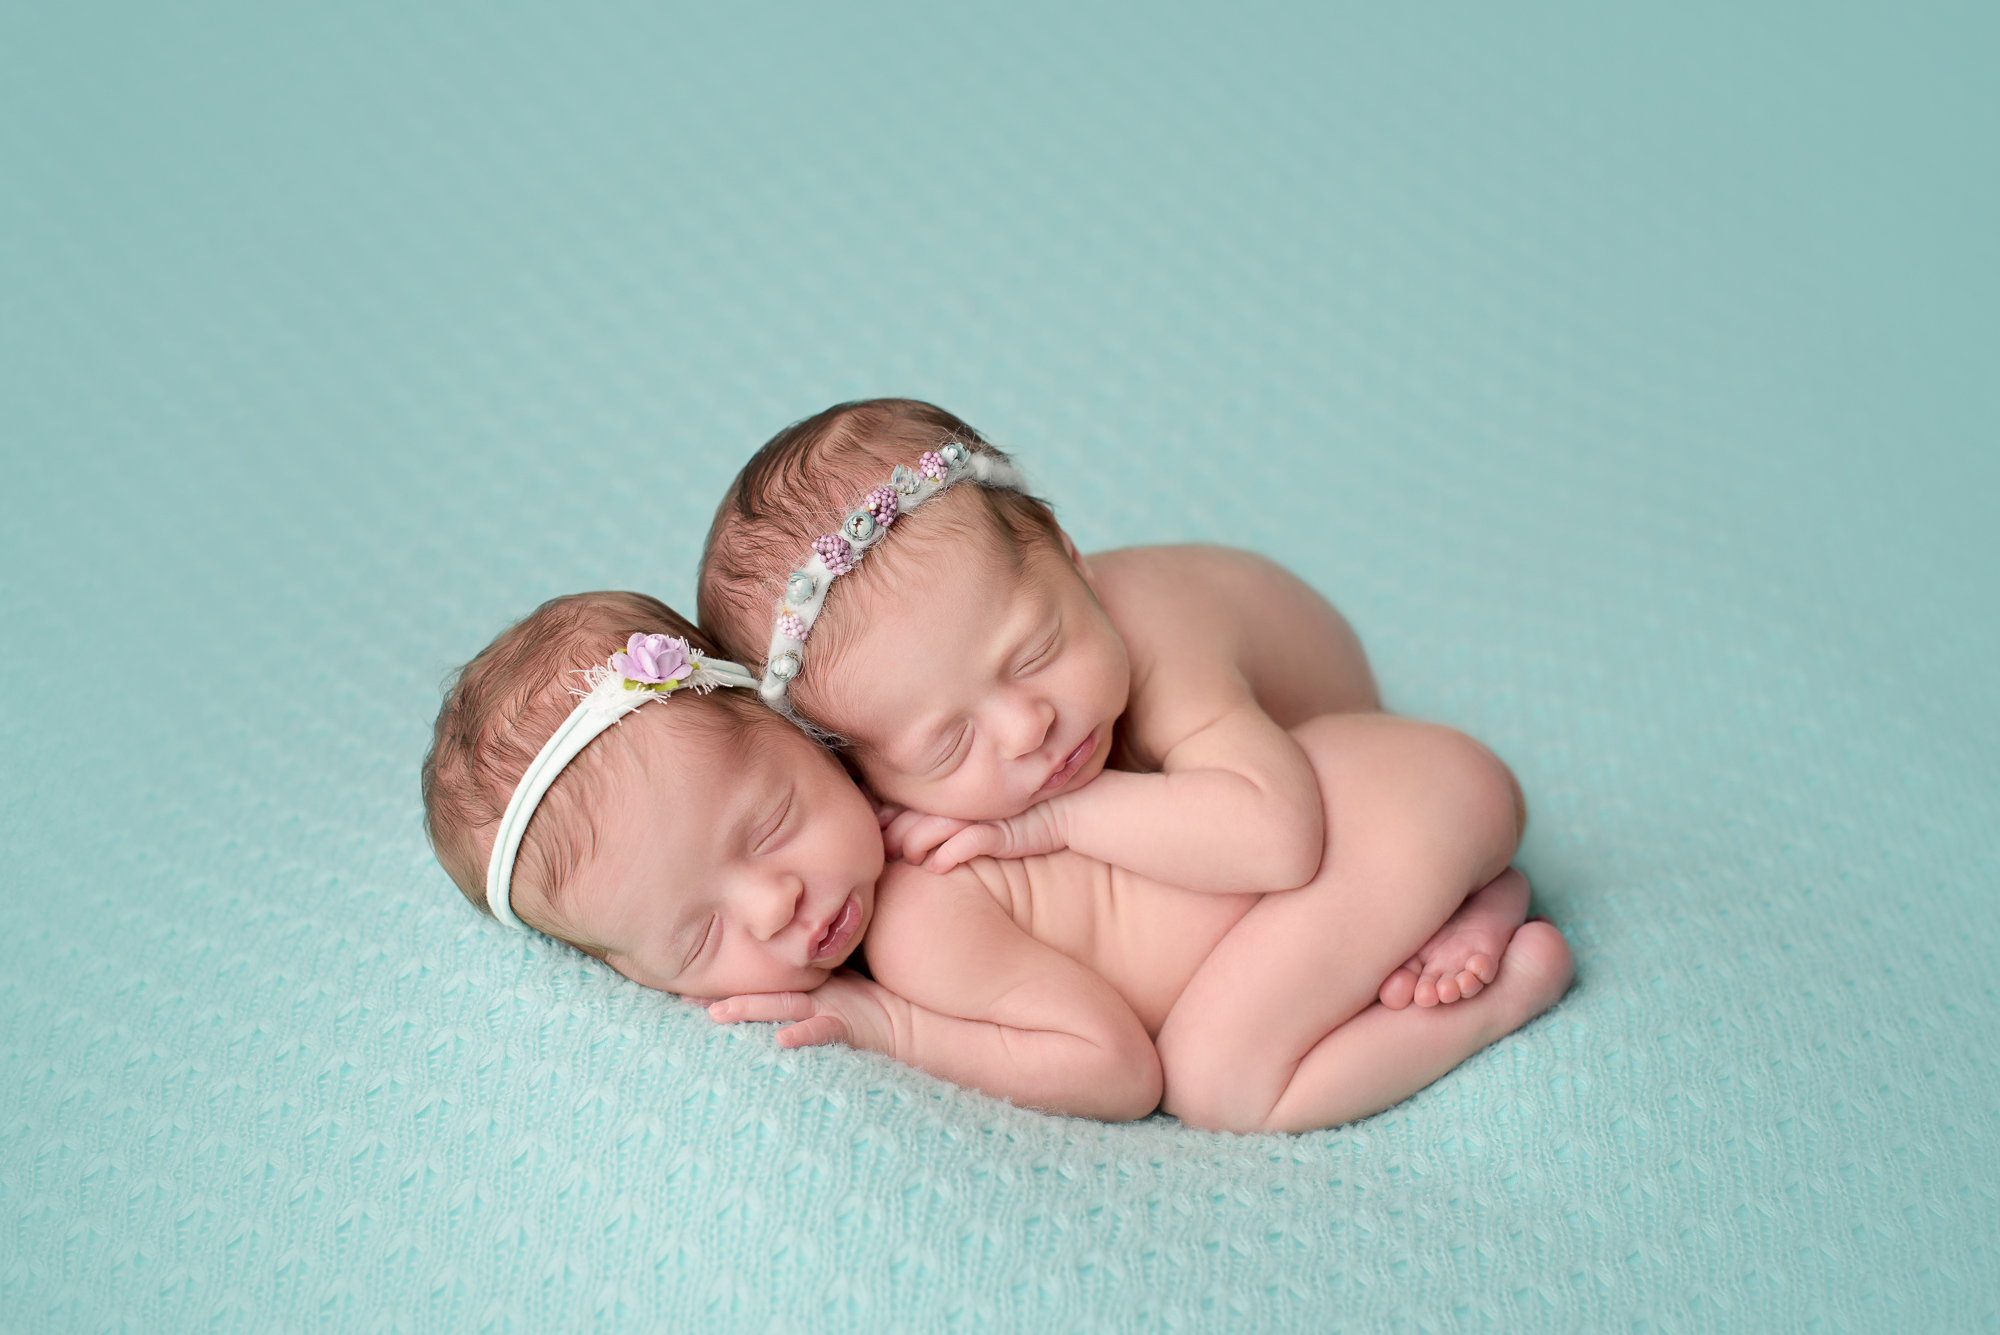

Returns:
828,525,1372,896
499,665,1571,1131
714,715,1575,1134
812,529,1517,1015
1379,870,1533,1009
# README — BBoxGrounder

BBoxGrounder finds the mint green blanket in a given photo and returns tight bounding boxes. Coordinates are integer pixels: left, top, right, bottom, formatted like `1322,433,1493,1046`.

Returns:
3,5,1995,1330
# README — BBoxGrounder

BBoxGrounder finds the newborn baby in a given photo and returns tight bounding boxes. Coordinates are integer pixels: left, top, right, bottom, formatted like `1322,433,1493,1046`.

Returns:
423,592,1572,1131
697,400,1559,1112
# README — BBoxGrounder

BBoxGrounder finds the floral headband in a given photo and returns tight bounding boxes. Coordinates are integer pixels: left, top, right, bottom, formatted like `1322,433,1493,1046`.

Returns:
484,633,758,931
759,439,1027,717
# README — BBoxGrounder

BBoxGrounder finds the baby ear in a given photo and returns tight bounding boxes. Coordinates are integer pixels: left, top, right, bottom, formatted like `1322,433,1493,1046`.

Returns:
1057,526,1099,591
601,949,663,992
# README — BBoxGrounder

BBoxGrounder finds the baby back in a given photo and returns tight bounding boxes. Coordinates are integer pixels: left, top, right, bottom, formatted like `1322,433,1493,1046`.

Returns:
1088,544,1380,740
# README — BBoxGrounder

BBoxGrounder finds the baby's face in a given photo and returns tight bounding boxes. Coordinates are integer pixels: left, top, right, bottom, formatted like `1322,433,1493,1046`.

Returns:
512,708,885,998
818,529,1130,821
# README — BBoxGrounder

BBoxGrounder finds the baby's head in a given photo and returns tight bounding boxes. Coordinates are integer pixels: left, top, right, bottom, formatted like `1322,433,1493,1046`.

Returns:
423,590,883,997
700,399,1130,821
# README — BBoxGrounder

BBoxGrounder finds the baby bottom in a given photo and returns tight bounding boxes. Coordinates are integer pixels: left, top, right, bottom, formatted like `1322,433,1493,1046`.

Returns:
1153,714,1573,1134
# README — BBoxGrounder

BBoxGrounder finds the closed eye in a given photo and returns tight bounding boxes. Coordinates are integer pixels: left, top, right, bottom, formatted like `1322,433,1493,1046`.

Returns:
752,788,795,854
1014,625,1060,677
680,913,718,976
927,723,971,778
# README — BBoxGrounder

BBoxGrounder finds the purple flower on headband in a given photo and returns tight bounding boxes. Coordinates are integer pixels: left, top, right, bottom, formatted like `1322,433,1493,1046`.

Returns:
919,450,947,482
613,633,692,686
813,533,855,576
863,485,899,527
777,613,806,642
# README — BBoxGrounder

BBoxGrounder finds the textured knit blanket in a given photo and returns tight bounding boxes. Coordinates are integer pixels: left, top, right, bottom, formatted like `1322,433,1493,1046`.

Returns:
3,5,1995,1331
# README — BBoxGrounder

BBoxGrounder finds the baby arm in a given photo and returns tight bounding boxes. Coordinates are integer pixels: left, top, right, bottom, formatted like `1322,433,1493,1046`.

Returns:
707,860,1162,1121
930,547,1349,893
938,695,1326,894
916,547,1368,891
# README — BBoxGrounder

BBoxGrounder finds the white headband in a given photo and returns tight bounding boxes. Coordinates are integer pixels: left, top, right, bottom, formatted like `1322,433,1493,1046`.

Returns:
484,635,758,931
759,439,1027,717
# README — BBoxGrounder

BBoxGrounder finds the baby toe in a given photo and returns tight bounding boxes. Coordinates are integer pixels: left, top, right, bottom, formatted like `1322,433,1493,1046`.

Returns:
1379,968,1418,1010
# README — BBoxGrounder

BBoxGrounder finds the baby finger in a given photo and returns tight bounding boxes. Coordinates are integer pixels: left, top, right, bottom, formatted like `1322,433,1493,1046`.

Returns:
880,808,932,859
776,1014,849,1049
706,992,817,1024
928,823,1000,874
888,811,975,864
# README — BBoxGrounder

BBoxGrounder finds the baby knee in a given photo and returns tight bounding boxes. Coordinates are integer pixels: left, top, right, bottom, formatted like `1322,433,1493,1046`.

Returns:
1295,713,1524,876
1419,726,1524,867
1156,1032,1277,1134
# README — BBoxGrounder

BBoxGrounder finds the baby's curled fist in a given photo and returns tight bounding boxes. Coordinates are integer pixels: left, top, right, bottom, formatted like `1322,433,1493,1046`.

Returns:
876,799,1071,873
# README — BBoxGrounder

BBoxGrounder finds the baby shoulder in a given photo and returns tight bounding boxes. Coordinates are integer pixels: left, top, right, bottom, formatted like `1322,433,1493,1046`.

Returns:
1091,544,1374,735
864,862,1018,979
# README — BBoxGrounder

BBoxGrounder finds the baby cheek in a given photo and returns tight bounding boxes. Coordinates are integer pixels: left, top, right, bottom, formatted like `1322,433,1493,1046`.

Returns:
963,754,1019,810
1081,636,1132,720
835,817,887,884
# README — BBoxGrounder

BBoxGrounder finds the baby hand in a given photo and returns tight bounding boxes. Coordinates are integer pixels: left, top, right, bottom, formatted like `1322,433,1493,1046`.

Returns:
928,801,1069,874
880,806,979,866
705,970,903,1053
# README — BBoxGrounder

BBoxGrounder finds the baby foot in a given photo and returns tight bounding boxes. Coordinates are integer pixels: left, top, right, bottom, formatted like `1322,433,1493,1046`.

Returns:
1378,868,1533,1009
1474,918,1575,1030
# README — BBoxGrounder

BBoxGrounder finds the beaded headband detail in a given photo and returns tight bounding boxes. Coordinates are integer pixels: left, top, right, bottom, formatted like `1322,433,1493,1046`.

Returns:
484,634,758,931
759,440,1027,717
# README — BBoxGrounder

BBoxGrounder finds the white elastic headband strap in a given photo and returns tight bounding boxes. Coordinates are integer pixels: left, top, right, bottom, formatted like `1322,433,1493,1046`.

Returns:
484,654,758,931
759,440,1027,717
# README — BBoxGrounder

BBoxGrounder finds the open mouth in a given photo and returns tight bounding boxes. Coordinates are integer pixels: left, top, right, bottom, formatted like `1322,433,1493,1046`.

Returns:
1036,730,1098,797
809,895,862,963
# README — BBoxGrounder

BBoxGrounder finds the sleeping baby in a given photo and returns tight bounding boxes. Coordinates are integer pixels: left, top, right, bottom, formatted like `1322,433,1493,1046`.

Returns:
421,404,1571,1132
693,399,1568,1130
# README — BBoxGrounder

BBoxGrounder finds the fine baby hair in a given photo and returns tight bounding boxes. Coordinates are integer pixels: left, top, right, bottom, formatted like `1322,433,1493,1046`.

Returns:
700,398,1069,738
422,591,764,952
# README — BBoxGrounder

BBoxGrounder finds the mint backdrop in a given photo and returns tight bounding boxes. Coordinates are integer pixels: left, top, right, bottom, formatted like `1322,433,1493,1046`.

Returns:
3,5,1995,1331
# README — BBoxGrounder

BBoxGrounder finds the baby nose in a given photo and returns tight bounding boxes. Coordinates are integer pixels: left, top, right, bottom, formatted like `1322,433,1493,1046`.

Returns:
746,872,805,940
995,690,1056,760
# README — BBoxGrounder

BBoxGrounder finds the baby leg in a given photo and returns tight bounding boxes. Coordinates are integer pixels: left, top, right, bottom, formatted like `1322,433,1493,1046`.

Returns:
1155,713,1525,1134
1262,921,1574,1133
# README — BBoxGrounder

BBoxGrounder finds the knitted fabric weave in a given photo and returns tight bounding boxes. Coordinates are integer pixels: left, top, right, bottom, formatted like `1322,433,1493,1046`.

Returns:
2,5,1996,1331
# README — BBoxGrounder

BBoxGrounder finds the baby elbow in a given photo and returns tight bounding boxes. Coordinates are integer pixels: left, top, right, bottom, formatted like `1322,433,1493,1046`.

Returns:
1255,801,1325,891
1274,825,1326,891
1069,1023,1162,1122
1101,1040,1164,1122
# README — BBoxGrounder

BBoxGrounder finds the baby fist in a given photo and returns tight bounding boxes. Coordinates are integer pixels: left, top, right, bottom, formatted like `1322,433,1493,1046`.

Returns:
881,808,978,866
928,802,1069,874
